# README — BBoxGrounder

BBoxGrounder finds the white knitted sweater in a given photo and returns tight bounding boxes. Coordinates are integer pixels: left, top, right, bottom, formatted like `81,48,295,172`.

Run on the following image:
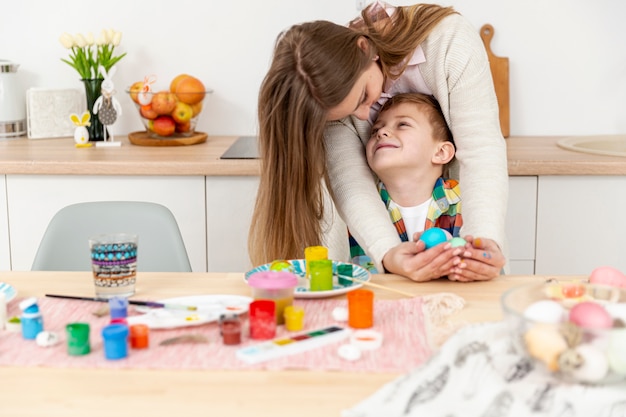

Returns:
323,13,509,271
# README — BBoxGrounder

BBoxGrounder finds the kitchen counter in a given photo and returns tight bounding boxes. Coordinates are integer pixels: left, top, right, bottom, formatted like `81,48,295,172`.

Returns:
0,134,624,176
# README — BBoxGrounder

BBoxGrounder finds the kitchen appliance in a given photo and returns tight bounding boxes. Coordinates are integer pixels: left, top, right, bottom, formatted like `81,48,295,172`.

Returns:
0,60,26,138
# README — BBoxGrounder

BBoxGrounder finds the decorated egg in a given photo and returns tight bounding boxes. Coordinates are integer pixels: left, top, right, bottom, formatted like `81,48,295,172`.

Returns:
570,344,609,382
448,237,467,248
589,266,626,288
269,259,293,272
419,227,448,249
524,323,568,371
569,301,613,329
523,300,567,323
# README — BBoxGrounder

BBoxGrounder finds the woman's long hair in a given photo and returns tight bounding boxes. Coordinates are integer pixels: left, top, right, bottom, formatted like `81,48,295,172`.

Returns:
249,4,457,266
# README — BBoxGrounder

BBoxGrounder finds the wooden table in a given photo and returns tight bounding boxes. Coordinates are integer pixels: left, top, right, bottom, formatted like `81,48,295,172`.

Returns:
0,272,577,417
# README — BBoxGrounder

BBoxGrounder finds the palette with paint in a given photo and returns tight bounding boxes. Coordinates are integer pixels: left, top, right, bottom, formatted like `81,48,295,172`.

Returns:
245,260,370,299
128,294,252,329
236,326,351,364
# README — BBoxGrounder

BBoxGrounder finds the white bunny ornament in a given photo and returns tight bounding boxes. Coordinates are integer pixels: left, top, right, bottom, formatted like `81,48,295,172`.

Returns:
70,111,92,147
93,64,122,146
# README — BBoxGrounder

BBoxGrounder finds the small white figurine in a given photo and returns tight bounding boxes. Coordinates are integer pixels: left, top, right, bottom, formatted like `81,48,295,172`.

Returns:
93,64,122,145
69,111,92,147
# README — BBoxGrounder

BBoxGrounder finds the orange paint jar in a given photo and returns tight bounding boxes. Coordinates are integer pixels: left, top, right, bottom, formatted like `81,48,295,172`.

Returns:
347,289,374,329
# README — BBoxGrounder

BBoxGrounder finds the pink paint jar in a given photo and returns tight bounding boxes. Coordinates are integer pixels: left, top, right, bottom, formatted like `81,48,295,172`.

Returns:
247,271,298,325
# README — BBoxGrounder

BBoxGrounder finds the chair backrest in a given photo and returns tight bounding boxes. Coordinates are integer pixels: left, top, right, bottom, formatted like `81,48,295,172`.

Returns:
32,201,192,272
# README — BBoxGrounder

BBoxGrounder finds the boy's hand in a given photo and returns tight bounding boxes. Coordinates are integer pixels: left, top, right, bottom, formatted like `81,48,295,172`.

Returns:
382,238,463,282
447,236,505,282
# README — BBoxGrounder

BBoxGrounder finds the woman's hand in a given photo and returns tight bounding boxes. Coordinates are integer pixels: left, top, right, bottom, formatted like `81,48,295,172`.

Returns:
382,239,463,282
448,236,505,282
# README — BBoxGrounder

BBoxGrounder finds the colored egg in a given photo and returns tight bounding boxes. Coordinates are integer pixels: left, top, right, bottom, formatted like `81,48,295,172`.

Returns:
448,237,467,248
269,260,293,272
607,327,626,370
589,266,626,288
523,300,567,323
419,227,448,249
570,344,609,382
524,323,568,371
569,302,613,329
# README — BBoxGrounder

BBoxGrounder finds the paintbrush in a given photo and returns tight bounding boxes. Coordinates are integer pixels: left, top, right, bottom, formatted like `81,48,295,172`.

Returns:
45,294,198,311
338,276,417,298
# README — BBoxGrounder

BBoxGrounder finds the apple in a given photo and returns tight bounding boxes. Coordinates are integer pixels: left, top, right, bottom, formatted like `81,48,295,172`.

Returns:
129,81,144,104
172,101,193,124
176,121,191,133
173,75,206,105
190,101,203,117
149,116,176,137
151,90,178,115
140,104,158,120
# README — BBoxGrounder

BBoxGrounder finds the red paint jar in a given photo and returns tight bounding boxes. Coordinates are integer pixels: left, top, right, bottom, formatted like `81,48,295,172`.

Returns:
219,314,242,345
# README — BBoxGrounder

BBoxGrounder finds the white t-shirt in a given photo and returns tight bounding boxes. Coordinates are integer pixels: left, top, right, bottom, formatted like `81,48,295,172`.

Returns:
396,198,432,241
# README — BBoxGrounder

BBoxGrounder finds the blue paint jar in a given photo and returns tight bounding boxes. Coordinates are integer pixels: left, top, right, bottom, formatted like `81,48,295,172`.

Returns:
19,297,43,340
101,323,129,360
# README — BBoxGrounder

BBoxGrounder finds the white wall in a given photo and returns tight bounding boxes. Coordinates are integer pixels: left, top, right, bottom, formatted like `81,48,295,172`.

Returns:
2,0,625,137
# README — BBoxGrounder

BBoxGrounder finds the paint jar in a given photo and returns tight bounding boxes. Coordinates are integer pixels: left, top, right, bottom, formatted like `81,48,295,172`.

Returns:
309,259,333,291
247,271,297,325
66,322,91,356
129,324,149,349
109,297,128,325
219,313,242,345
249,300,276,340
101,323,129,360
304,245,328,279
347,289,374,329
19,297,43,340
284,305,305,332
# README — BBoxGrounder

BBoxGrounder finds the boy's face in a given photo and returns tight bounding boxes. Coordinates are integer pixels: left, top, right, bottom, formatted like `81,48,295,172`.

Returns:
366,102,440,177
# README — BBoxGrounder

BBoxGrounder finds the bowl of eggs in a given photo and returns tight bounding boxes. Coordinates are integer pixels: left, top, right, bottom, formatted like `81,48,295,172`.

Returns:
501,272,626,384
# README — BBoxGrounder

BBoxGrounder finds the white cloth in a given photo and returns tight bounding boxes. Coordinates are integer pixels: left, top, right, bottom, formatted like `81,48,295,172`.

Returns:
396,198,430,239
343,321,626,417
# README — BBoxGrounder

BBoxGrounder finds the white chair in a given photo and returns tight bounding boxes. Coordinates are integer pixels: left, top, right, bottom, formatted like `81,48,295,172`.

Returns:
32,201,192,272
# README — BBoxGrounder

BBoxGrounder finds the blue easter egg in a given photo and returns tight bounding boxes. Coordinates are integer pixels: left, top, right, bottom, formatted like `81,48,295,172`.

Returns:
419,227,448,249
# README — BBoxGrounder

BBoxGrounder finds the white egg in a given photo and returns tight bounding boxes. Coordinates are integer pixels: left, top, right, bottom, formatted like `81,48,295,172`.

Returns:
523,300,567,323
570,344,609,382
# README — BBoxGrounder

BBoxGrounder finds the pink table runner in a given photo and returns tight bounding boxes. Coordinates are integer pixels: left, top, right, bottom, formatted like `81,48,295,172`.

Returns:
0,296,442,373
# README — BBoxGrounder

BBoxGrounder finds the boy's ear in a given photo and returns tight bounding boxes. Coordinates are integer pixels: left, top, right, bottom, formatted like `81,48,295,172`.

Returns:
432,141,455,165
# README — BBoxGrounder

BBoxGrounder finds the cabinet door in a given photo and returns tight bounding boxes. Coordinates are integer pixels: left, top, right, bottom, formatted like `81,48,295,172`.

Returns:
206,176,260,272
0,176,9,270
536,176,626,275
505,176,537,274
7,175,207,272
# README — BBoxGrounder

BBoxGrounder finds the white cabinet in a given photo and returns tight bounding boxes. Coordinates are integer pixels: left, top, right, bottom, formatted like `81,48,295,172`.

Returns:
0,176,9,270
505,176,537,274
205,176,259,272
535,176,626,275
6,175,207,272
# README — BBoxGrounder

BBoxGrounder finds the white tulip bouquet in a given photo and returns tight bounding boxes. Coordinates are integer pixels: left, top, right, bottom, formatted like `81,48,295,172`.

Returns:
59,29,126,79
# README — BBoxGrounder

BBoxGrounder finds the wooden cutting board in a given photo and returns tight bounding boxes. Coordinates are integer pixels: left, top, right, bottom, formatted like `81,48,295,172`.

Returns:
480,24,510,138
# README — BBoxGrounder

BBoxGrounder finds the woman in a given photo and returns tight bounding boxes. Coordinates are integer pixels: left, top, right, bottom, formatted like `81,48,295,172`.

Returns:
249,1,507,282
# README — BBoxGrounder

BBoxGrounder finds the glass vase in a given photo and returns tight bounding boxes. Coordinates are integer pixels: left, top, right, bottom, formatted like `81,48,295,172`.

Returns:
81,78,107,141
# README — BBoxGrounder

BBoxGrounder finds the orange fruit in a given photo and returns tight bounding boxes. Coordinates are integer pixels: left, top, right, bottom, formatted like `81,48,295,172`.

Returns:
170,73,190,93
174,75,206,105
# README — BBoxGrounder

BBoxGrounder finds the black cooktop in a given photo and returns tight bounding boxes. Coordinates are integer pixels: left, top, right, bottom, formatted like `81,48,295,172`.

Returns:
220,136,259,159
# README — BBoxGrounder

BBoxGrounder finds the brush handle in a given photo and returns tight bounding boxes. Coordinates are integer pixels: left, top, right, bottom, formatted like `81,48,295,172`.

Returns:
338,276,416,298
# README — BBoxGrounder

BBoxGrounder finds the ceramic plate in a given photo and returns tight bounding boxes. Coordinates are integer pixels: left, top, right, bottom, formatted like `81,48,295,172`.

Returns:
127,294,252,330
245,259,370,299
0,282,17,302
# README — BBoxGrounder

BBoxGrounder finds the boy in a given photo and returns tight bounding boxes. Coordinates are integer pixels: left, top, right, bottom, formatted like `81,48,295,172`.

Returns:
350,93,462,275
